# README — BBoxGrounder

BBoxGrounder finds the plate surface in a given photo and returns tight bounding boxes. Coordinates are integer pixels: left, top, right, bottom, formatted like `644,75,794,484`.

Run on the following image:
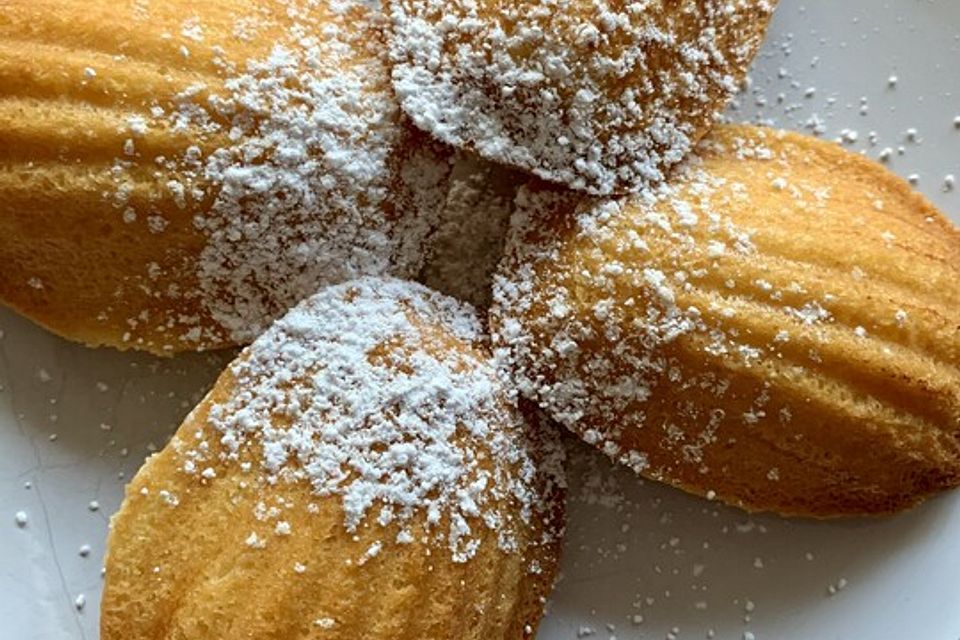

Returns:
2,1,959,638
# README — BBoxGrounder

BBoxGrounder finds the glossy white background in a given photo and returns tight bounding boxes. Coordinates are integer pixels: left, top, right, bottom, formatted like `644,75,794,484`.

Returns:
1,1,959,638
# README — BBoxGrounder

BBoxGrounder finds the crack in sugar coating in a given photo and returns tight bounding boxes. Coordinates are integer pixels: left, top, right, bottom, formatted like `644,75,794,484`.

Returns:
386,0,776,195
491,124,960,516
177,277,564,561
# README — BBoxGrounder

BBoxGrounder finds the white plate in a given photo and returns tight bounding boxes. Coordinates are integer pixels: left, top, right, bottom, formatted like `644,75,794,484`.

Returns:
2,1,959,638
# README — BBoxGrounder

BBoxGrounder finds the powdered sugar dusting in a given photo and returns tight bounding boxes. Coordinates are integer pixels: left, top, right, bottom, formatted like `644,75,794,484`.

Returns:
386,0,776,195
179,277,564,561
118,0,452,347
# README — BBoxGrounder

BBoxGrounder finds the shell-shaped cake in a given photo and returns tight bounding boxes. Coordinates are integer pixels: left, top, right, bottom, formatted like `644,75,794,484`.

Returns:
0,0,452,354
386,0,776,195
492,124,960,517
101,278,565,639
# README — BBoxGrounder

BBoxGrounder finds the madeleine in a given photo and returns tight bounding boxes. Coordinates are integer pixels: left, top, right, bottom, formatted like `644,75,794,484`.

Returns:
102,278,565,639
492,124,960,517
386,0,776,195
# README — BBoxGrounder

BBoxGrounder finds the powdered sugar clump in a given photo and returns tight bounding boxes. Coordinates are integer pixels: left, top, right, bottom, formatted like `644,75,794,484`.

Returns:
183,277,563,561
387,0,776,195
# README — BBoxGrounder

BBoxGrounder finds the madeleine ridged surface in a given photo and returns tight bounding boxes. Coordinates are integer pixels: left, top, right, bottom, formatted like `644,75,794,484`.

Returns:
492,124,960,517
102,278,565,639
0,0,451,355
386,0,776,195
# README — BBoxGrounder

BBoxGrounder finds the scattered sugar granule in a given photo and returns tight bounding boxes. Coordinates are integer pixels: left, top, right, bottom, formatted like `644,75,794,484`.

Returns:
827,577,849,596
180,17,204,42
245,533,265,549
944,175,955,192
126,116,148,136
74,594,86,611
14,511,28,528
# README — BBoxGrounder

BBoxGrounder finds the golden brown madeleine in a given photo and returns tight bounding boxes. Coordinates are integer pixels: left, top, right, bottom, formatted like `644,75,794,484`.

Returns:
0,0,452,355
385,0,776,196
491,124,960,517
102,278,565,639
